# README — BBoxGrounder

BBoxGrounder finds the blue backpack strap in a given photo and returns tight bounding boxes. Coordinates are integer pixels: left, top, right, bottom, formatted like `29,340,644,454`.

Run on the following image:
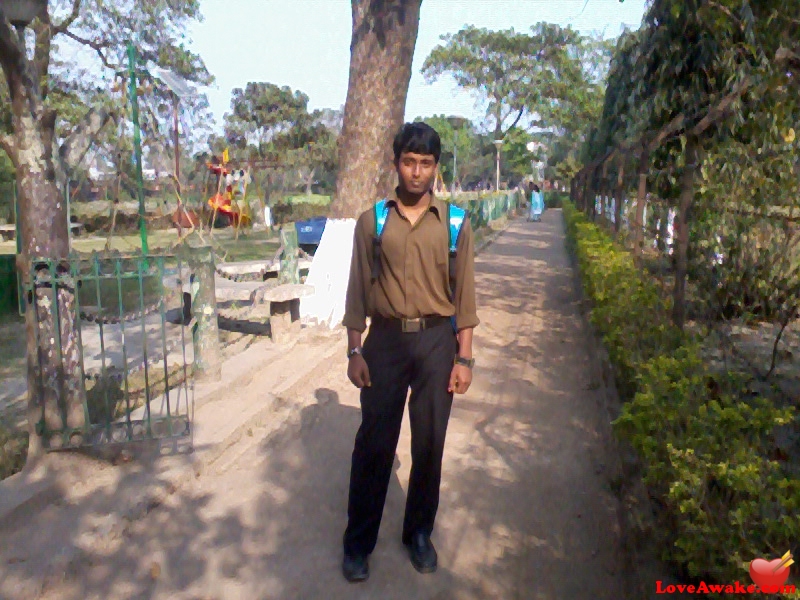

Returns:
447,203,467,332
447,203,466,254
375,198,389,238
371,199,390,281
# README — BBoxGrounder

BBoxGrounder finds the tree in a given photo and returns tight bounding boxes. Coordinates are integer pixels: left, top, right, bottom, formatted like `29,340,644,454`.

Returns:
415,114,476,187
0,1,210,458
586,0,800,327
422,24,613,185
224,83,311,157
329,0,423,219
500,126,537,183
422,24,589,139
223,83,339,202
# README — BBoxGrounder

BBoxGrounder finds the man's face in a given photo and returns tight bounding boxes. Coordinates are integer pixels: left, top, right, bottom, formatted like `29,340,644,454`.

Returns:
396,151,437,195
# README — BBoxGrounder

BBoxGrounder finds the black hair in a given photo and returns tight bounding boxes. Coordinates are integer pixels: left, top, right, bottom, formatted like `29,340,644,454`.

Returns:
393,122,441,163
532,184,540,192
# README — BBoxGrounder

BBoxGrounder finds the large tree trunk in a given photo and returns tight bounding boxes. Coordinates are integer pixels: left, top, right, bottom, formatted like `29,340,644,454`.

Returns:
305,167,316,196
329,0,422,219
633,146,649,255
656,203,670,252
599,161,608,222
581,172,590,215
1,17,85,458
672,135,698,329
614,160,625,234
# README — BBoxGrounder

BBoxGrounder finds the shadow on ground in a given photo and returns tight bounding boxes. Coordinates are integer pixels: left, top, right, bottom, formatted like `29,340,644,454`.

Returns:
0,211,626,600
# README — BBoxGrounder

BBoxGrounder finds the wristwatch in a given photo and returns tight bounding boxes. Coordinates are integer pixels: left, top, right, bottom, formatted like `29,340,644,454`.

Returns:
347,346,363,359
454,355,475,369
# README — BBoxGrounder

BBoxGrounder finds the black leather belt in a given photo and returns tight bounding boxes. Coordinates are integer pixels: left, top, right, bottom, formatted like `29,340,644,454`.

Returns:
371,315,451,333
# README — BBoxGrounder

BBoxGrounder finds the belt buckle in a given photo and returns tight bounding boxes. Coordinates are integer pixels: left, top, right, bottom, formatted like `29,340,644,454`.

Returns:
402,318,421,333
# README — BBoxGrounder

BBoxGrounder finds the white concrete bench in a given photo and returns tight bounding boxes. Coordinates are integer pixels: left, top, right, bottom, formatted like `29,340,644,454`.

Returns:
259,283,315,344
215,258,312,279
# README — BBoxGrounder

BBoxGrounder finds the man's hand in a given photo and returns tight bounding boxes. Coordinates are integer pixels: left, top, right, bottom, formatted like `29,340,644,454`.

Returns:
448,364,472,394
348,355,372,388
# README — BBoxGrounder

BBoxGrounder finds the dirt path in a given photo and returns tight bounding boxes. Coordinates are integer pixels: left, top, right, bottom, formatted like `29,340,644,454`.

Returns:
6,210,626,599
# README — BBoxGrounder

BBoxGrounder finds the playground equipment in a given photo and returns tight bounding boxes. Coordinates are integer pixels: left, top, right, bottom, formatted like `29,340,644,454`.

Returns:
206,155,252,233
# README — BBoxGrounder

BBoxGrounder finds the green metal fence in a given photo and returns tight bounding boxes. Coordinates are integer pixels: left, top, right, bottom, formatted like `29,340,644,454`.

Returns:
26,253,195,451
454,192,520,231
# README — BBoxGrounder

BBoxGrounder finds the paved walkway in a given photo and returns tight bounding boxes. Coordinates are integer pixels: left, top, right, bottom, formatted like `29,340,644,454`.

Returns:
1,210,625,599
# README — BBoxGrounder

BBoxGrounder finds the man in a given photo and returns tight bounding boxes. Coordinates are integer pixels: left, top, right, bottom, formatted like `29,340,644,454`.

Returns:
340,122,479,582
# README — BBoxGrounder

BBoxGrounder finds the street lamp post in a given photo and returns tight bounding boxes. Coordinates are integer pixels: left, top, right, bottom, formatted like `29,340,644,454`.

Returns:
493,139,503,192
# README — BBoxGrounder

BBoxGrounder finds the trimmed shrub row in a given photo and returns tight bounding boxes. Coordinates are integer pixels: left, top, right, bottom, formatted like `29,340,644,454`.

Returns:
562,199,800,591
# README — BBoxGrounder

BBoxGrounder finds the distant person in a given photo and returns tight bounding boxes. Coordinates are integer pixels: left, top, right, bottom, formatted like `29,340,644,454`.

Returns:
340,122,479,583
263,203,273,230
528,182,543,222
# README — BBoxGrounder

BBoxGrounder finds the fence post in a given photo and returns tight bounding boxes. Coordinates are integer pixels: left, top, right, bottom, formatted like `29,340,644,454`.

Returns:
279,225,300,284
190,246,221,381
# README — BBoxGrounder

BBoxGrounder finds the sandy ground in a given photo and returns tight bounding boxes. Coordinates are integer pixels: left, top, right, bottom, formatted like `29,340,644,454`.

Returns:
0,210,627,599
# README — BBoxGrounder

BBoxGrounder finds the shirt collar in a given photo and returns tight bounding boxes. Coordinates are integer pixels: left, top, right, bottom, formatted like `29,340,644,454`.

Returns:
386,187,444,221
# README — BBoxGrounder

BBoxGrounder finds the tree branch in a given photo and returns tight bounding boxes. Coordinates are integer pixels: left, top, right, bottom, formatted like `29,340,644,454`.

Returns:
63,30,115,70
0,134,13,161
53,0,82,34
0,8,24,80
580,74,752,177
32,19,52,101
58,107,114,172
706,1,741,26
690,76,751,136
506,106,525,131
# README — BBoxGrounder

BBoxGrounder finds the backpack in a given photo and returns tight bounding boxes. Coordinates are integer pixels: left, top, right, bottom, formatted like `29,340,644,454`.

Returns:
370,198,467,331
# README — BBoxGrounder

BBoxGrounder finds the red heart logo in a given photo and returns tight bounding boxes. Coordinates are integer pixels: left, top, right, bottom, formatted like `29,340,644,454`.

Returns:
749,558,791,589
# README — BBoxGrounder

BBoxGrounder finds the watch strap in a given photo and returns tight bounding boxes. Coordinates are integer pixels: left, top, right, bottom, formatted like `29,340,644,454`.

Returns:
455,355,475,368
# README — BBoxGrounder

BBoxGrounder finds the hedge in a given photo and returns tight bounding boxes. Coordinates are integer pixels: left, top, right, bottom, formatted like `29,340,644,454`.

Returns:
562,199,800,592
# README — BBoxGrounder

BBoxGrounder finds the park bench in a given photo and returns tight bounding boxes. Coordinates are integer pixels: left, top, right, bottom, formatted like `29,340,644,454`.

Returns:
168,225,315,343
257,282,315,344
214,256,312,280
257,225,314,343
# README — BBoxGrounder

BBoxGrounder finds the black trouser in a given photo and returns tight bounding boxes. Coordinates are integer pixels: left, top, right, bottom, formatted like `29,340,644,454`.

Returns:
343,318,457,556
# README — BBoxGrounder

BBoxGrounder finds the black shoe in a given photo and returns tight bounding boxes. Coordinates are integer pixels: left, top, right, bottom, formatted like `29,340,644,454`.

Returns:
342,553,369,583
405,532,437,573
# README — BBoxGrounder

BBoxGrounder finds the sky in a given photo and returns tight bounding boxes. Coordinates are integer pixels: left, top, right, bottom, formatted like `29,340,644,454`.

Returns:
187,0,647,133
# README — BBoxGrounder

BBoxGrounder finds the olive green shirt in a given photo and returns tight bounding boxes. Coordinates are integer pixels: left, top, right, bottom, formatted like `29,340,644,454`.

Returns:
342,190,480,333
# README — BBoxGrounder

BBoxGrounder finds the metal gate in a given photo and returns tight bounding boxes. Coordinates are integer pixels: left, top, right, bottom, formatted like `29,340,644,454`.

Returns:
26,252,194,451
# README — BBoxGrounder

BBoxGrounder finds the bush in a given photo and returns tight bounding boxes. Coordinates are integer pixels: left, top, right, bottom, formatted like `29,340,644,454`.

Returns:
563,201,684,398
282,194,331,206
545,191,567,208
563,199,800,591
271,201,329,225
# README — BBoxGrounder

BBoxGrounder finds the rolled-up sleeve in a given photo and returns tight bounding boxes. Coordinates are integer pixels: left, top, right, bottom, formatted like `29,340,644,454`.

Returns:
342,213,372,333
453,218,480,330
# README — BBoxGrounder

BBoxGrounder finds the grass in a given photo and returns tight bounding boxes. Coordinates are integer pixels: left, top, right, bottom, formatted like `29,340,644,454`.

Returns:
0,225,281,262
